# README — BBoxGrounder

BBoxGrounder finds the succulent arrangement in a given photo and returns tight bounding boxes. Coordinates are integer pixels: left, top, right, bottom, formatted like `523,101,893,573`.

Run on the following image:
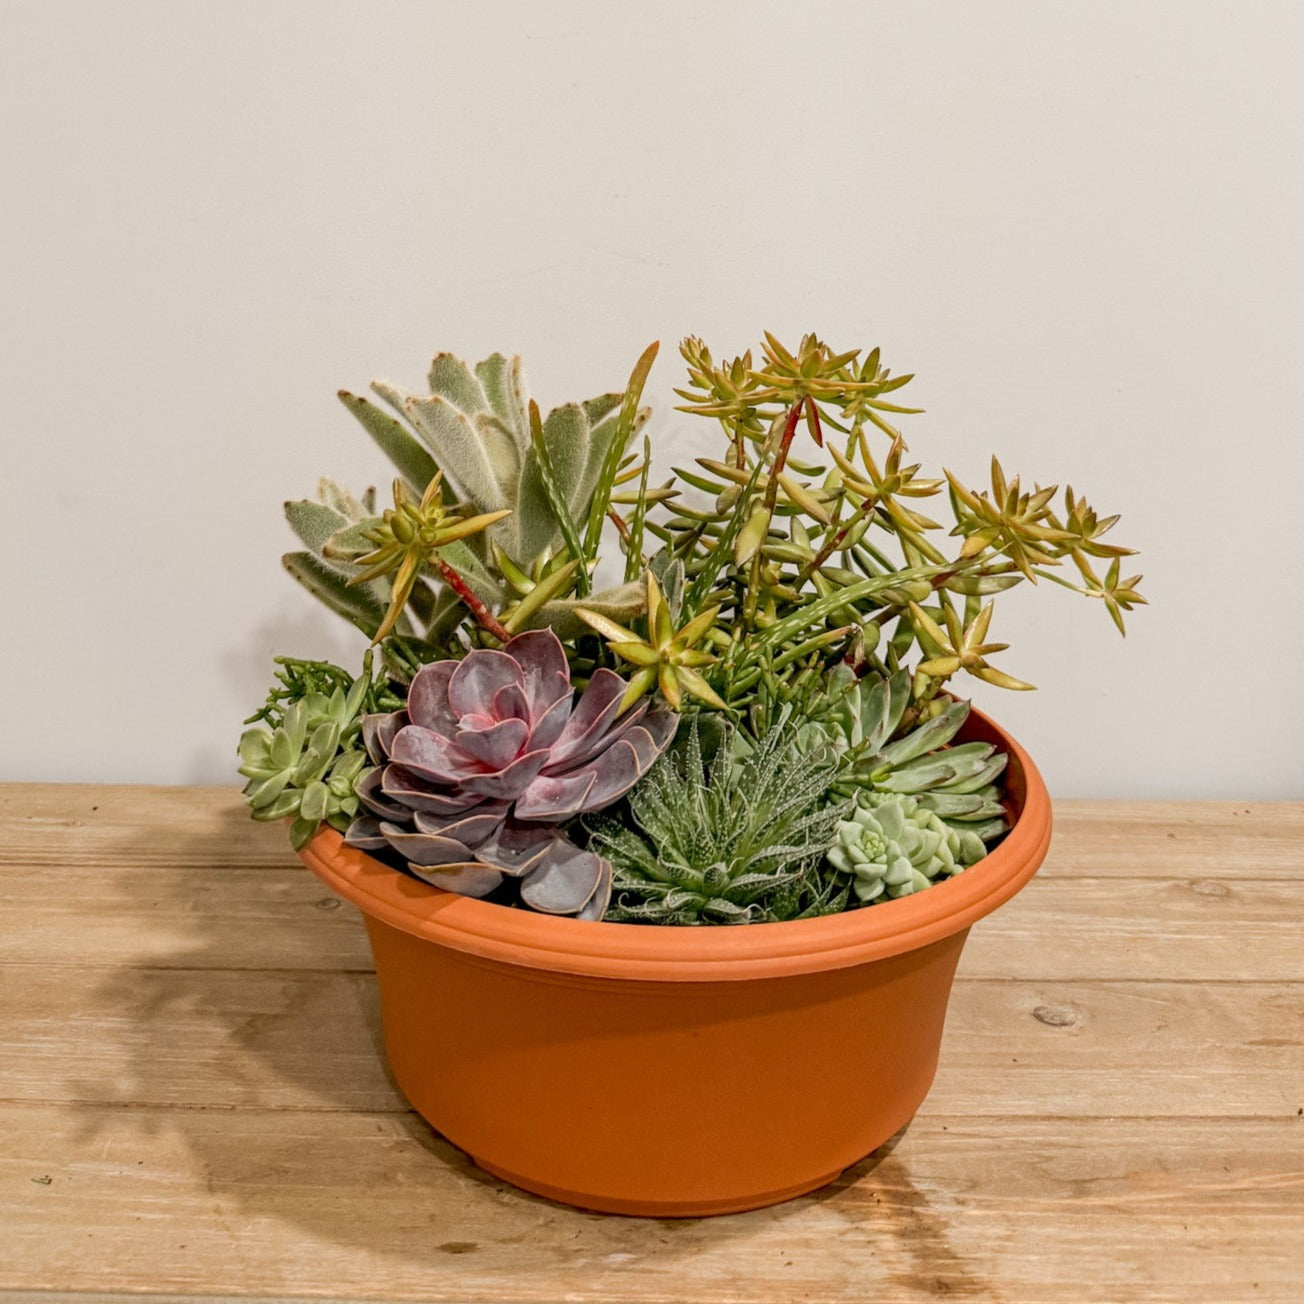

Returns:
243,333,1142,922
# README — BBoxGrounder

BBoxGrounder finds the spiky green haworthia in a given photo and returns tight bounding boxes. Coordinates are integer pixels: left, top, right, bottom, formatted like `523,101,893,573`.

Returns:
827,791,986,903
587,719,850,924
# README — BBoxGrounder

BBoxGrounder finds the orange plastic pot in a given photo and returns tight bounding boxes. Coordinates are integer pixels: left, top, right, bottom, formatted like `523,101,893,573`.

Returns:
298,705,1051,1217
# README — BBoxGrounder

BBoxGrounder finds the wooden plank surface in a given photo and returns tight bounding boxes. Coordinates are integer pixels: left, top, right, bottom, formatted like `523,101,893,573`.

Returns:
4,860,1299,980
2,1106,1300,1303
0,786,1301,1303
3,785,1300,877
1,966,1298,1119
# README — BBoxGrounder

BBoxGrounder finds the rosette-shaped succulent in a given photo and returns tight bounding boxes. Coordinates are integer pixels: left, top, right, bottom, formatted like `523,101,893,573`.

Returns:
345,629,676,919
817,669,1009,844
238,658,381,850
827,792,987,903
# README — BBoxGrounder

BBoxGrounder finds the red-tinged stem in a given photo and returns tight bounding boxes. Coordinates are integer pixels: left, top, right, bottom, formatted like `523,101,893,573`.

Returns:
796,497,878,586
742,401,806,632
436,558,512,643
770,400,805,487
607,509,631,543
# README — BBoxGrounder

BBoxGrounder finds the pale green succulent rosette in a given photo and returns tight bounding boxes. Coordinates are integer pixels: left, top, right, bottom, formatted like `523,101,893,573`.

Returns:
238,662,379,851
827,792,987,904
815,668,1010,847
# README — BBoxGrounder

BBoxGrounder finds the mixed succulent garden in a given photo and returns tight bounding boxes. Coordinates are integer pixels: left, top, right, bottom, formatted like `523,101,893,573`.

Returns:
241,333,1142,923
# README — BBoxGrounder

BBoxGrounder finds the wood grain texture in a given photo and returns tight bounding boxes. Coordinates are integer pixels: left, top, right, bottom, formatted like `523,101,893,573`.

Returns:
1,1107,1299,1303
3,786,1300,876
0,784,294,869
1,967,1297,1120
3,861,1298,979
0,785,1301,1303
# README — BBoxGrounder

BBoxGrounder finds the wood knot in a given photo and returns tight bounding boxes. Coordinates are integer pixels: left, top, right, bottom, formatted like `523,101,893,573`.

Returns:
1032,1004,1079,1028
1189,879,1230,897
314,896,342,911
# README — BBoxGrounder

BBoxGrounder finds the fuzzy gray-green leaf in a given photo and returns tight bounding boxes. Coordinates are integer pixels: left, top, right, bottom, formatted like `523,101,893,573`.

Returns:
337,391,440,493
282,551,390,638
285,500,348,553
398,393,508,512
582,392,622,427
532,580,644,640
543,403,592,515
472,412,522,499
474,353,530,448
321,519,379,562
427,352,488,415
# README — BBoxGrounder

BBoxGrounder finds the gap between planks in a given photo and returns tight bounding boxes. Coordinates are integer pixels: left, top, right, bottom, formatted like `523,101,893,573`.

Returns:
3,967,1297,1119
3,1108,1300,1304
2,785,1301,879
5,870,1299,980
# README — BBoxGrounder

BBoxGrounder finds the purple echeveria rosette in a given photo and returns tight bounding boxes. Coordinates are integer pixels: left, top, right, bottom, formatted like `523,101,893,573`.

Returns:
345,629,676,919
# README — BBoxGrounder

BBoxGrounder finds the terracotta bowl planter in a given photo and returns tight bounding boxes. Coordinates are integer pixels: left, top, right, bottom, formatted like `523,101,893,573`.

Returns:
298,705,1051,1217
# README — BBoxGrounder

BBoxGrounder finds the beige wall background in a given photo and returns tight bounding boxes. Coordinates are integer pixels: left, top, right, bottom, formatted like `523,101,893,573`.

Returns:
3,1,1301,798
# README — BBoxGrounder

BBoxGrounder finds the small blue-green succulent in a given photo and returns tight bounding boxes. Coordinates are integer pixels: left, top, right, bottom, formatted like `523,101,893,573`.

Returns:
816,668,1009,845
827,792,987,904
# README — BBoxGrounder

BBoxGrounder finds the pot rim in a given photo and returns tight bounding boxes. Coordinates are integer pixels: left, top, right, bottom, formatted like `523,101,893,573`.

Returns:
298,703,1051,982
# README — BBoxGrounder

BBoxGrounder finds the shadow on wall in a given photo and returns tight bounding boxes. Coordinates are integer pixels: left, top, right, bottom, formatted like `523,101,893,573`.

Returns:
185,602,367,785
52,795,992,1294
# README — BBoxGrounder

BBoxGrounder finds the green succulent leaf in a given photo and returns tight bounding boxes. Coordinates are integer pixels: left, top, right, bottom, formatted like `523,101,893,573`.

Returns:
252,790,303,822
281,551,391,639
284,499,349,553
427,352,490,416
873,699,969,768
583,340,658,556
337,391,440,493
